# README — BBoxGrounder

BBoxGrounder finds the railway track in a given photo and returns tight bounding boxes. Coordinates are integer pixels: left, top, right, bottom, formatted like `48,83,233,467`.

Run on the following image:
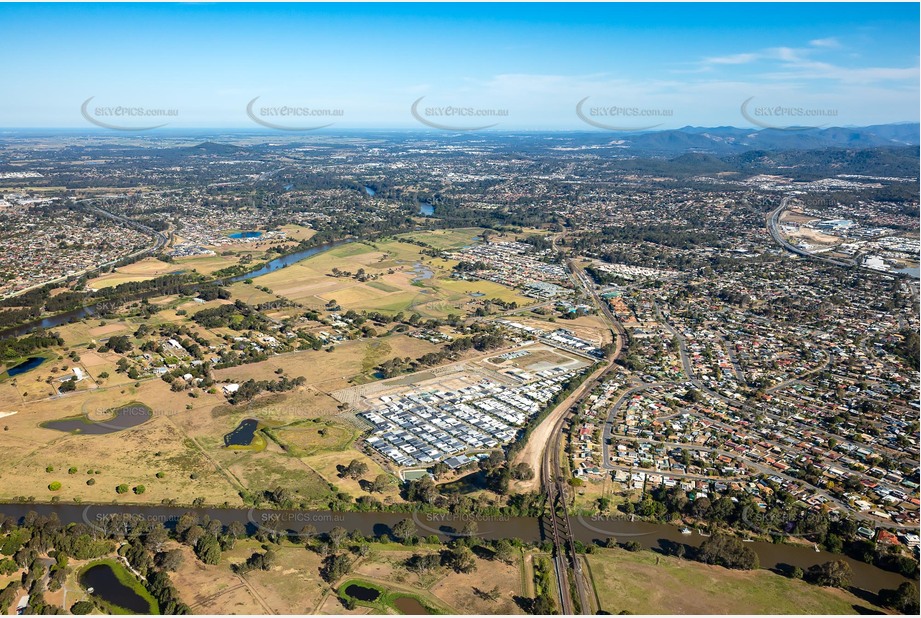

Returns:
535,244,629,614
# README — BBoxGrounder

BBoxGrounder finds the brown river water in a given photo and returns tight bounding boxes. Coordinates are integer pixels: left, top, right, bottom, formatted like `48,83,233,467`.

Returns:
0,502,911,594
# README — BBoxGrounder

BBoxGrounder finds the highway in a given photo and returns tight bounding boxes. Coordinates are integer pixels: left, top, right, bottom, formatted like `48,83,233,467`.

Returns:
767,197,856,268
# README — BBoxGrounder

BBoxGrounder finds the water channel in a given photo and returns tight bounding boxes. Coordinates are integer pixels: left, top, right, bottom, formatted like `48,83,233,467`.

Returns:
0,502,909,594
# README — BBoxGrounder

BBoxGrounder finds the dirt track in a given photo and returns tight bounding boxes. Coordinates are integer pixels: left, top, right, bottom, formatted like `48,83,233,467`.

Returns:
510,361,609,493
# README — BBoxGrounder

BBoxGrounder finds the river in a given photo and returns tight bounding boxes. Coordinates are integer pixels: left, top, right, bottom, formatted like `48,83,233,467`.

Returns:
0,240,352,340
0,502,909,594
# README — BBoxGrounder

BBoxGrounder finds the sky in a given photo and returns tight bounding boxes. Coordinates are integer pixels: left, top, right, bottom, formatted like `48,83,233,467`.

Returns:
0,2,918,131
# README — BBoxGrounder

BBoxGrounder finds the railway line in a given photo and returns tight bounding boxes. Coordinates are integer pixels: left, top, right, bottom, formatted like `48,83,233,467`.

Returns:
534,243,629,614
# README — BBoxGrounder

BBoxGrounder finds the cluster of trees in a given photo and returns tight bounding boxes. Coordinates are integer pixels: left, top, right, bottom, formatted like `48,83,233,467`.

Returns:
195,285,231,302
232,548,276,574
339,459,369,480
0,332,62,361
620,485,919,578
694,534,759,570
226,375,306,404
192,300,271,331
525,555,558,614
0,512,185,615
98,334,133,354
453,260,488,272
891,328,920,369
0,306,41,329
401,473,544,518
377,328,509,379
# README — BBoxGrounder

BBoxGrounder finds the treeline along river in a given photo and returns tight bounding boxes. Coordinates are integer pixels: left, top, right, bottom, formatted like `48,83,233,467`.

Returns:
0,240,352,340
0,502,910,594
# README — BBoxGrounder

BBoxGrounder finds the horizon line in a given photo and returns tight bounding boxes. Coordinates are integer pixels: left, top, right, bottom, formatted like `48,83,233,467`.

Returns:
0,122,918,134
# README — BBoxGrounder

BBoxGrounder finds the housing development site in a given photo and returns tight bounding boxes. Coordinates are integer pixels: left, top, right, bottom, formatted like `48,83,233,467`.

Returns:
343,343,591,470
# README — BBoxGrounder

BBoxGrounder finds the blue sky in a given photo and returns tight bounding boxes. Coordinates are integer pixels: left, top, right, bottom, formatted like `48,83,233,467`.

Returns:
0,2,918,130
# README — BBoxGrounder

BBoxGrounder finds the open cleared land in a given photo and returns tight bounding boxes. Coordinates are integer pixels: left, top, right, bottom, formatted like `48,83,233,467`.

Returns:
171,542,270,615
213,335,441,392
250,238,533,318
167,538,528,615
349,547,525,615
585,547,887,615
395,227,485,250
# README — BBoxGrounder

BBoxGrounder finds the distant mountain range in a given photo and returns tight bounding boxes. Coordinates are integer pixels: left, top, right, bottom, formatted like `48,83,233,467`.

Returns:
2,123,917,160
603,123,920,155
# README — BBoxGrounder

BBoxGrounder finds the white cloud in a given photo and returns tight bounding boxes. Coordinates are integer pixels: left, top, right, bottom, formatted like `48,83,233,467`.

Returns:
809,37,841,48
703,52,760,65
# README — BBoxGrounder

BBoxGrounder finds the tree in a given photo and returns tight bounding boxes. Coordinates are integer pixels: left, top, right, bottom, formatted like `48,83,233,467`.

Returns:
195,535,222,565
299,523,317,543
133,485,145,495
155,549,183,572
531,593,557,615
342,459,369,479
879,582,919,614
622,541,642,552
320,553,352,583
511,462,534,481
392,519,416,544
696,535,759,570
115,484,129,494
327,526,348,549
370,474,390,494
493,539,516,564
406,553,441,574
445,545,476,573
461,520,479,539
70,601,95,615
143,524,169,553
226,520,246,544
807,560,852,588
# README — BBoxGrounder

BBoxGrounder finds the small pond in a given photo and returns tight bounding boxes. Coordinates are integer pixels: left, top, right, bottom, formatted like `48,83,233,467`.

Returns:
228,231,262,239
392,596,432,614
418,202,434,216
411,263,434,282
344,584,380,602
5,356,45,377
80,563,153,614
225,418,259,447
42,404,152,434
